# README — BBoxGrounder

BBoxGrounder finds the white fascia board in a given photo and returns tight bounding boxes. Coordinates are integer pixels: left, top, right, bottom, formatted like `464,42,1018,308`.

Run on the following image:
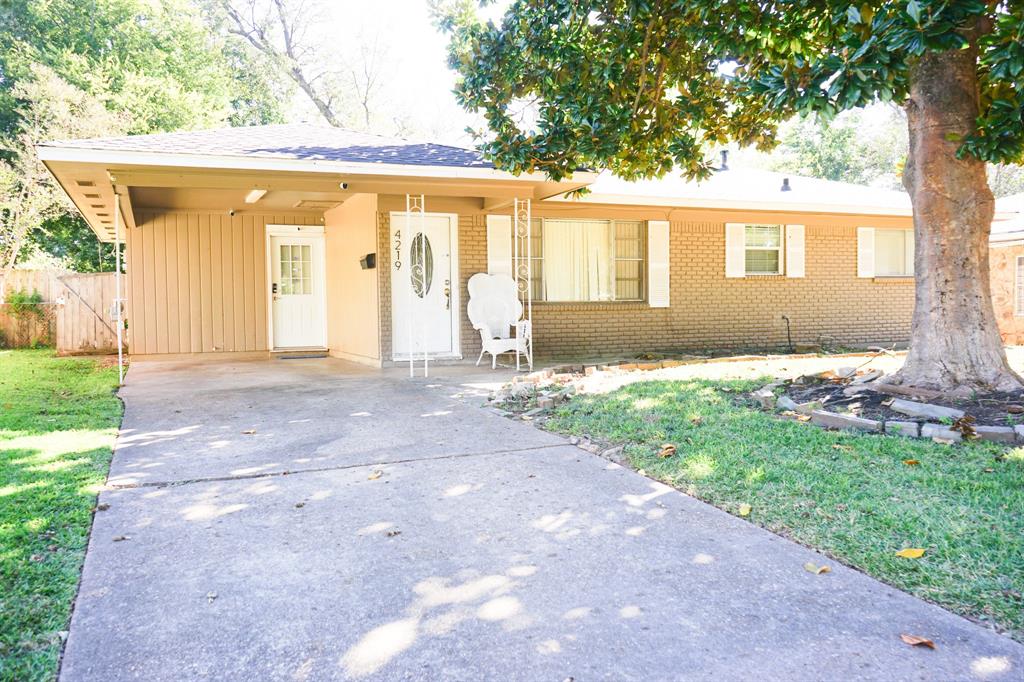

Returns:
36,145,600,186
544,191,914,217
990,230,1024,244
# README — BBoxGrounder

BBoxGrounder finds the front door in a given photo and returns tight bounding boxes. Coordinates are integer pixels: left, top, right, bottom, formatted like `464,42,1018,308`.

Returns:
390,213,458,359
270,229,326,349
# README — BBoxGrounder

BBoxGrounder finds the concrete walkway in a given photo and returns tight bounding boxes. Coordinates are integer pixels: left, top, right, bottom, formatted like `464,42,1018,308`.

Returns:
61,358,1023,681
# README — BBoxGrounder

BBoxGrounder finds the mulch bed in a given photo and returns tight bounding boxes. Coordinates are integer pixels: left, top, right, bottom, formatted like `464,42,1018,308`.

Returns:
784,372,1024,426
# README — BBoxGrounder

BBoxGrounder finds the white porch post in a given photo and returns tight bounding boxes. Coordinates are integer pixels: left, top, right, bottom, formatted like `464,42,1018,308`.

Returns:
513,198,533,370
405,193,428,377
114,193,125,385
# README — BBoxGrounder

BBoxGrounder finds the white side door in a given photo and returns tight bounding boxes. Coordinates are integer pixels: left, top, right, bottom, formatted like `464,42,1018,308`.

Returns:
270,231,326,349
390,213,458,359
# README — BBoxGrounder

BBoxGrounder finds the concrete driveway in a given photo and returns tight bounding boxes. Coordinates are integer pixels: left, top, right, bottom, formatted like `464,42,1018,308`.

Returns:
61,358,1023,681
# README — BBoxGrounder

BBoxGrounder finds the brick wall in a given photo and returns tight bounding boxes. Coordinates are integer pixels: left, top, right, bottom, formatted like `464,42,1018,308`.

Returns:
376,206,916,362
990,242,1024,344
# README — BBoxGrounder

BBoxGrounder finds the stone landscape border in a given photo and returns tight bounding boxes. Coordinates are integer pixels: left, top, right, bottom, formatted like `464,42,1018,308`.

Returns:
753,376,1023,445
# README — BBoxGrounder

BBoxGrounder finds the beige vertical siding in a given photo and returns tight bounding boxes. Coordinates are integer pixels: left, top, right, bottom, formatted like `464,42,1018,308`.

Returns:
126,211,318,355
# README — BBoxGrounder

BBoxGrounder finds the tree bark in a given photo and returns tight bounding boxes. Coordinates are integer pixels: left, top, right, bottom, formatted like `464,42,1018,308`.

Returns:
894,38,1023,393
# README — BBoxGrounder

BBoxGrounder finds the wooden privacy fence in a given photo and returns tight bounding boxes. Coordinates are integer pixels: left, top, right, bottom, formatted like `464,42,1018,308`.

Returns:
1,269,122,354
0,269,59,348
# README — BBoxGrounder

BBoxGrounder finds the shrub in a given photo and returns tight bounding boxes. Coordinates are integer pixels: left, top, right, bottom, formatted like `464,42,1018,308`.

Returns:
4,288,50,347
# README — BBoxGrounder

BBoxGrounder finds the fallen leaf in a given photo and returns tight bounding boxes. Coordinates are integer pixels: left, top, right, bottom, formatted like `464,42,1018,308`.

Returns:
804,562,831,575
30,554,44,562
952,415,977,439
931,437,956,446
983,467,995,473
832,444,852,452
658,444,677,458
895,548,926,559
367,469,383,480
112,535,130,542
689,415,703,426
738,503,752,517
900,634,936,649
902,459,920,466
95,503,110,511
242,429,256,435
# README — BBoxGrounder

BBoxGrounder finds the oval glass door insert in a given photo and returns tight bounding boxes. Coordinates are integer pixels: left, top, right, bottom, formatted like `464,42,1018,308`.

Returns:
409,233,434,298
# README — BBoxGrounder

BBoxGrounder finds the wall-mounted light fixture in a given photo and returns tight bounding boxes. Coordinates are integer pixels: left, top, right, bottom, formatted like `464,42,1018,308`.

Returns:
244,188,267,203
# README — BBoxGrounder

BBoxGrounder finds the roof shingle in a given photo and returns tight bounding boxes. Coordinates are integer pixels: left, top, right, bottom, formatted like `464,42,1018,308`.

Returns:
41,123,493,169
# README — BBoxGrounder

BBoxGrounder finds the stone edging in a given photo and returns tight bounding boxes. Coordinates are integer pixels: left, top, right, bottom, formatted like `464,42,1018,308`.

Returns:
754,388,1021,445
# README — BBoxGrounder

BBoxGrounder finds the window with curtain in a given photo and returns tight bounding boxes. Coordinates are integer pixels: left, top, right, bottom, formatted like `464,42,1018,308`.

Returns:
744,225,783,275
874,228,914,276
529,219,645,302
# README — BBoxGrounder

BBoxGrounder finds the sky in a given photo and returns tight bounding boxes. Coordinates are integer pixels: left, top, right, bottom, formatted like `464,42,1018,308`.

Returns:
286,0,510,146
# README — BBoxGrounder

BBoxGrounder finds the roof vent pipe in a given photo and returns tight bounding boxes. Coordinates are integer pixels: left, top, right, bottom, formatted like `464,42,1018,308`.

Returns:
719,150,729,171
781,177,792,192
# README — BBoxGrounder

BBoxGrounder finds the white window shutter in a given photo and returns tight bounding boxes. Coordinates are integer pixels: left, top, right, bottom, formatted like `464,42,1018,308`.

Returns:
785,224,805,278
725,223,746,278
486,215,512,277
857,227,875,278
647,220,670,307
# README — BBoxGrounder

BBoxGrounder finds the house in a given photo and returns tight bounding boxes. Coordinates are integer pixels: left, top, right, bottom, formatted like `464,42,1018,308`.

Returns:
989,192,1024,345
39,123,918,366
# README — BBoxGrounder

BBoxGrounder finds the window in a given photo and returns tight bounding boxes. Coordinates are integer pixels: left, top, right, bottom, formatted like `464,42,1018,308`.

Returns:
1016,256,1024,317
279,244,312,294
874,228,914,277
529,218,645,302
744,224,783,275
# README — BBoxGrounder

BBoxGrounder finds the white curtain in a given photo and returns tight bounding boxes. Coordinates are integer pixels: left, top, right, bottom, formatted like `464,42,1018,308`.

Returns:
542,219,613,301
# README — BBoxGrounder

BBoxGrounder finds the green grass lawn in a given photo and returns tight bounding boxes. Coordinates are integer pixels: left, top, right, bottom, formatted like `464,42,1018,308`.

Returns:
545,378,1024,641
0,350,121,681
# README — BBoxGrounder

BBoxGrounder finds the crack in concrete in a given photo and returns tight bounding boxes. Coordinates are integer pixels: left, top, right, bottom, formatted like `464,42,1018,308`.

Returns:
102,442,570,491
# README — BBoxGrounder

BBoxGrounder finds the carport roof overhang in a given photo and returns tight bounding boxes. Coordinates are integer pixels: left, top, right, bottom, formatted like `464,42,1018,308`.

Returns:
38,145,597,243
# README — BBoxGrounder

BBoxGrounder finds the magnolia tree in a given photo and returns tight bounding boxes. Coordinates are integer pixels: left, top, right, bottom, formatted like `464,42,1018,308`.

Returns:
0,66,128,294
439,0,1024,392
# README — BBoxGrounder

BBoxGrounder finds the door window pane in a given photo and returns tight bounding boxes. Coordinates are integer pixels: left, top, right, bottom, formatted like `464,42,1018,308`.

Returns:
409,233,434,298
279,243,313,295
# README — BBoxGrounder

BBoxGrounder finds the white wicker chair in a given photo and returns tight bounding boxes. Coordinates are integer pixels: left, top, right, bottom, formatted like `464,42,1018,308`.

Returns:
467,273,533,370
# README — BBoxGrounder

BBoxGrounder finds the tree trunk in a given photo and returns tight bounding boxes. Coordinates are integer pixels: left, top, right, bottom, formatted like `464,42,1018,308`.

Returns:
893,38,1023,394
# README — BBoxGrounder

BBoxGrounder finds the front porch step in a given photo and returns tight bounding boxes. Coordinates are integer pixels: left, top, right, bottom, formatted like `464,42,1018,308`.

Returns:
273,348,329,360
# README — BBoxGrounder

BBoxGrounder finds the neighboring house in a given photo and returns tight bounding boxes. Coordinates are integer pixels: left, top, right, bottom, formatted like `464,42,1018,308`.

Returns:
39,123,917,365
990,192,1024,345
